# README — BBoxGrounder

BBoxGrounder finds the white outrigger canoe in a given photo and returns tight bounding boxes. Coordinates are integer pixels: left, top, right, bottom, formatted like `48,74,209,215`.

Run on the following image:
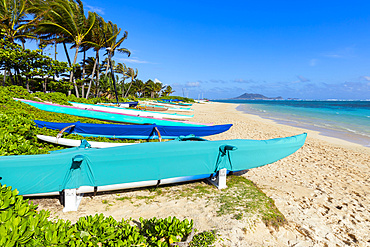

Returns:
140,103,193,112
69,102,194,120
37,135,136,148
142,101,194,112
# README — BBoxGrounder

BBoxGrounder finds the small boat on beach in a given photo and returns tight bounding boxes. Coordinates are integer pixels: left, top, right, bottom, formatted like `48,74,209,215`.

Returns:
15,99,205,127
37,135,136,148
136,105,168,111
34,120,233,139
97,101,139,108
0,133,307,211
142,102,193,112
158,100,192,106
69,102,193,120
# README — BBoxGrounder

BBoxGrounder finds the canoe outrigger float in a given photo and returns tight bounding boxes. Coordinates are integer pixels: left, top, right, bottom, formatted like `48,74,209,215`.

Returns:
0,133,307,212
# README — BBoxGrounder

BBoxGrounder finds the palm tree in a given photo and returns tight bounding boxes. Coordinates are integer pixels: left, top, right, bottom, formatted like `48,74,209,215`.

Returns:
162,85,175,96
115,62,129,97
37,0,95,97
103,22,130,76
155,81,165,97
145,79,156,98
82,56,96,78
124,67,138,98
0,0,44,44
131,79,145,97
0,0,45,85
83,14,111,98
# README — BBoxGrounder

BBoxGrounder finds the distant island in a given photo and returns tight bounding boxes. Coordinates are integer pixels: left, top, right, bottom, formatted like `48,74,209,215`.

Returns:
231,93,284,100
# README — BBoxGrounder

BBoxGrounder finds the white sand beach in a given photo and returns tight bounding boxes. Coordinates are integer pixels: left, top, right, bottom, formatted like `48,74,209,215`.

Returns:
34,102,370,246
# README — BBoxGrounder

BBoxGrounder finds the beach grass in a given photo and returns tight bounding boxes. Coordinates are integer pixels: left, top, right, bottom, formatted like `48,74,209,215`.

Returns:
114,174,286,229
216,176,286,229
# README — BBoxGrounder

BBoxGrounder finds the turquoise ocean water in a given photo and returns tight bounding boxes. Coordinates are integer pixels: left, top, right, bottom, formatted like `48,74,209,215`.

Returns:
215,100,370,147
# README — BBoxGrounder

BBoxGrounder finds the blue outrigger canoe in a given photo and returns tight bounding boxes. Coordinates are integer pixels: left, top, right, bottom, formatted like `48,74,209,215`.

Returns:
34,120,233,139
0,133,307,198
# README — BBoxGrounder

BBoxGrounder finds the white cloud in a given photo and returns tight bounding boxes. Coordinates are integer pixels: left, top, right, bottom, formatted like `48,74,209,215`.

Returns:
85,5,105,15
154,78,162,84
209,79,226,83
360,76,370,81
186,81,200,87
119,58,149,64
233,79,255,84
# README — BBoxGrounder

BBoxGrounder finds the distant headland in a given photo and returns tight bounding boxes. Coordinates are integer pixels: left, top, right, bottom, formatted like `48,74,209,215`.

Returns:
230,93,284,100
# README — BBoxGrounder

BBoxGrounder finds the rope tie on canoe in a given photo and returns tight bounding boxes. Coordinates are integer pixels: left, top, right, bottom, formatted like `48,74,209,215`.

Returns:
56,125,76,139
154,127,162,142
214,144,238,173
61,155,97,191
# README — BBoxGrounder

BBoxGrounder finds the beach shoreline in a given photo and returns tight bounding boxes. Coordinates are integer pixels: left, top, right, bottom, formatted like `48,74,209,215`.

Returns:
234,103,369,150
233,103,370,148
35,101,369,246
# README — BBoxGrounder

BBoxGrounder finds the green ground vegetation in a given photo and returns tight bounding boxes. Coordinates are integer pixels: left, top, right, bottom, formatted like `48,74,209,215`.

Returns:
115,175,286,230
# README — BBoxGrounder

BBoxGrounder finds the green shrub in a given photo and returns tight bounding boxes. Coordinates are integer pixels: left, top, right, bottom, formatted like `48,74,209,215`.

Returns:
0,184,50,246
140,216,193,246
0,184,197,246
189,230,217,247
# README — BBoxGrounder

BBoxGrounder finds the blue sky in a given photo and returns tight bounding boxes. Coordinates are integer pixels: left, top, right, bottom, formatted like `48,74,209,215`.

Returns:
44,0,370,99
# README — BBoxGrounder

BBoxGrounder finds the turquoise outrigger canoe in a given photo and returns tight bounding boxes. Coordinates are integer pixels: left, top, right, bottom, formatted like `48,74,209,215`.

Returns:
0,133,307,196
15,99,205,127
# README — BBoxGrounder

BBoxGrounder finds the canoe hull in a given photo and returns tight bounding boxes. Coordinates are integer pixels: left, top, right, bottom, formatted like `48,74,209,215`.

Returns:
17,99,205,126
36,135,135,148
34,120,233,139
70,102,193,120
0,133,307,196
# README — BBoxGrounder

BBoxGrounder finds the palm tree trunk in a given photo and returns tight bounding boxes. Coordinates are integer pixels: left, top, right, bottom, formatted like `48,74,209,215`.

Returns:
62,42,72,66
14,68,18,85
15,68,22,86
3,70,6,86
26,76,29,91
121,79,125,98
54,40,57,81
81,50,86,98
9,70,15,85
43,77,47,93
104,55,110,76
96,54,100,97
124,79,134,98
55,41,57,60
70,46,80,97
86,52,98,99
63,42,73,95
